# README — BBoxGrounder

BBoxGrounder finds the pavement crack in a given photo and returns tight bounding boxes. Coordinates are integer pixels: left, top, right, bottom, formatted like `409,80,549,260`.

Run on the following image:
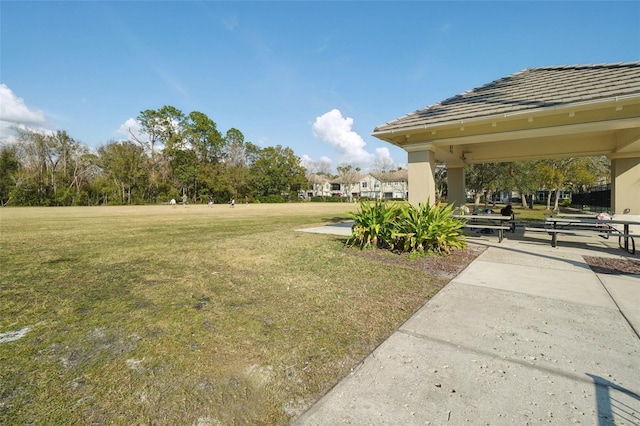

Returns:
593,272,640,340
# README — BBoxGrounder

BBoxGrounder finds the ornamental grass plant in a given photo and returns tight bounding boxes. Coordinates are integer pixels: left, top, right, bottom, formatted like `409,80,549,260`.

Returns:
345,199,401,249
394,201,467,254
347,199,466,254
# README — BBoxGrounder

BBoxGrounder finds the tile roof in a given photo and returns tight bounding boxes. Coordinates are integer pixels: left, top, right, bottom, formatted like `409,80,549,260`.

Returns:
307,174,330,184
371,169,408,182
374,62,640,133
329,172,369,184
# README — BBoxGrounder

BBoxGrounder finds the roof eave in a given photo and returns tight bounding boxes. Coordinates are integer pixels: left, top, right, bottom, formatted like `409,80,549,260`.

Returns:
372,93,640,144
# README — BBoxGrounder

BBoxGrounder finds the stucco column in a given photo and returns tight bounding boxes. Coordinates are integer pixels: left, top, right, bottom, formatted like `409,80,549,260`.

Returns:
447,166,466,208
407,149,436,206
611,157,640,214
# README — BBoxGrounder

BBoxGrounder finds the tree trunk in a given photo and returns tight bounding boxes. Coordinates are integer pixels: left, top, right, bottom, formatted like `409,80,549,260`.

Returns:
194,177,198,203
484,190,492,210
547,189,555,210
474,191,482,211
553,188,561,212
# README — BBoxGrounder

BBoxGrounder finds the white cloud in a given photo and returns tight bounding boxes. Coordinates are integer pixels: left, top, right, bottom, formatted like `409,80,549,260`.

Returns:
371,146,398,172
301,154,334,175
0,84,46,125
319,155,333,164
301,154,313,166
117,117,145,140
312,109,374,166
115,118,169,151
375,147,393,162
0,84,50,143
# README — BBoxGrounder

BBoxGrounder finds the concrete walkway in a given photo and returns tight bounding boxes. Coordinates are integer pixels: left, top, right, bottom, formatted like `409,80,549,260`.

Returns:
293,227,640,425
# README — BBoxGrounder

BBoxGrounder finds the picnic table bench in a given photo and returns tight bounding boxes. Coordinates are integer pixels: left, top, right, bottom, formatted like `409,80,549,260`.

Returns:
453,214,514,243
554,213,599,219
524,216,638,254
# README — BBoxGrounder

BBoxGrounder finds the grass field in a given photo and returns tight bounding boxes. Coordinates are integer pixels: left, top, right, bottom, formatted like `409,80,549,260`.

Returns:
0,203,461,425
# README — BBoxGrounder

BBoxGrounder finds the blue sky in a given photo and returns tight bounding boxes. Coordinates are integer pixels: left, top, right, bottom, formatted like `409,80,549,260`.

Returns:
1,1,639,172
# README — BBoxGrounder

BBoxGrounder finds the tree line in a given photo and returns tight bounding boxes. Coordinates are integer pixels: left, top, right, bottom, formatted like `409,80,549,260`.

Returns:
0,106,307,206
0,104,610,207
458,157,610,211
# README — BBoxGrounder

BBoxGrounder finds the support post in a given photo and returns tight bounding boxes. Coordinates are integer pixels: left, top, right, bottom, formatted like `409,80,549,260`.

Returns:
611,157,640,215
447,166,466,208
407,150,436,206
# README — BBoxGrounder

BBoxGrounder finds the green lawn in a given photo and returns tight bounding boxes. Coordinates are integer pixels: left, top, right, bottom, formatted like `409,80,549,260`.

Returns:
0,204,456,425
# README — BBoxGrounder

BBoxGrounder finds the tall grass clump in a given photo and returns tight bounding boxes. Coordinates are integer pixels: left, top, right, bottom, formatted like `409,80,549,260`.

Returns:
347,199,466,254
394,201,466,254
346,200,402,249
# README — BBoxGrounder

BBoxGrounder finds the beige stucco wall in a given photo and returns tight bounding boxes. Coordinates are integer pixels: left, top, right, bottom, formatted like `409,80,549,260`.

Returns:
611,157,640,215
407,150,435,206
446,167,466,208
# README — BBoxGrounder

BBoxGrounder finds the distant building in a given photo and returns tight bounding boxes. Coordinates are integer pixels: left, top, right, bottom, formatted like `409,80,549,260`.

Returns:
305,174,332,198
372,169,408,199
305,170,408,200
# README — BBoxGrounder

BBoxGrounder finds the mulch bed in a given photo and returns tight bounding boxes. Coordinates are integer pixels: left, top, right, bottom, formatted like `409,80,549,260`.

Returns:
350,246,640,277
349,245,487,279
583,256,640,275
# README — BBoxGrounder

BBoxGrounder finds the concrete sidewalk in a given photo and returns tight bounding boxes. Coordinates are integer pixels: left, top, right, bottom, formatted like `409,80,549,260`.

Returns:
293,228,640,425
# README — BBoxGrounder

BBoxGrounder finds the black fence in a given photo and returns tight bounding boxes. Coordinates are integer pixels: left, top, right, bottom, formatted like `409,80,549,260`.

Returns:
570,185,611,213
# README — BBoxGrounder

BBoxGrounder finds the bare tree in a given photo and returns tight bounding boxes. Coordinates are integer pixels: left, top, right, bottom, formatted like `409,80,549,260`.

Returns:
371,155,395,174
316,158,332,176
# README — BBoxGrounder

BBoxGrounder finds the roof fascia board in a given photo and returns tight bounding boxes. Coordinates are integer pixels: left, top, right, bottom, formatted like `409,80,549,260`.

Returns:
420,117,640,147
372,94,640,140
403,142,435,152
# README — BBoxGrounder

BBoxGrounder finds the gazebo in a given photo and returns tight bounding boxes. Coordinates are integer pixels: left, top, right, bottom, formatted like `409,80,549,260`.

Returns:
372,62,640,214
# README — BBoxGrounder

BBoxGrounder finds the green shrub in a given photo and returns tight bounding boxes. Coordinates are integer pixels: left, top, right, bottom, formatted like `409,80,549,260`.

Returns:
9,182,40,206
310,196,353,202
330,196,349,203
257,194,286,203
346,199,466,255
394,201,466,254
346,200,401,249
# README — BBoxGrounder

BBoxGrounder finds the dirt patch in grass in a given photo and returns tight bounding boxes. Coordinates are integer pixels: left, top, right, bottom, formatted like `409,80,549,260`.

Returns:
347,244,486,278
583,256,640,275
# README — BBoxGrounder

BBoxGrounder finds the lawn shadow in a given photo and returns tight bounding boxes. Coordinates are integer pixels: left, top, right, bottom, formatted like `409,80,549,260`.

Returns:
322,217,353,224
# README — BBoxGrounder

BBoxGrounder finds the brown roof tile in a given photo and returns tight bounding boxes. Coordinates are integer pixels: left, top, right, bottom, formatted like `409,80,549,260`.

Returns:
371,169,408,182
374,62,640,133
